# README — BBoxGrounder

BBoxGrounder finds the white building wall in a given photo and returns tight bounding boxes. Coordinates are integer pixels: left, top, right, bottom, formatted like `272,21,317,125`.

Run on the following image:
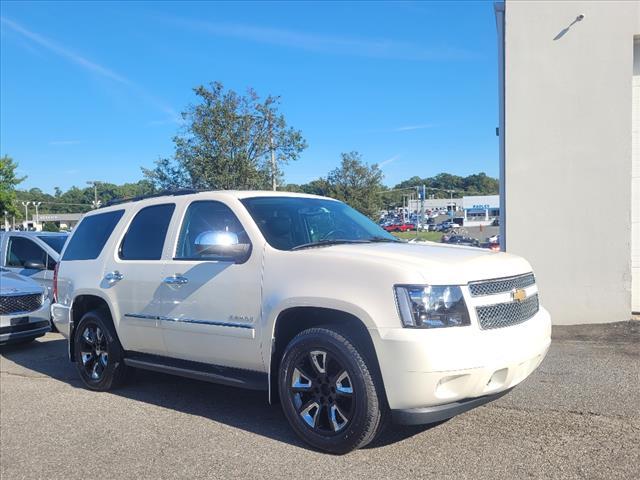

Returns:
633,38,640,313
503,1,640,324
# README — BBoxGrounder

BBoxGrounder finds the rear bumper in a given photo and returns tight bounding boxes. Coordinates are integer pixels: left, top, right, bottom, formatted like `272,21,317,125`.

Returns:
391,388,513,425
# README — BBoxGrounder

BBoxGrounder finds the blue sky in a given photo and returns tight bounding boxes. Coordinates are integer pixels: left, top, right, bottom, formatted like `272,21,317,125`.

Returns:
1,1,499,193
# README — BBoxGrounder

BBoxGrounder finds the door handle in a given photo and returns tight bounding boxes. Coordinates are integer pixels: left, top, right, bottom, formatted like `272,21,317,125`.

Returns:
163,275,188,286
105,271,124,282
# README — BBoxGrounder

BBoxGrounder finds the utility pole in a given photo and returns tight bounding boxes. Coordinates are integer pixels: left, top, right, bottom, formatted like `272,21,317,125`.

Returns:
270,131,277,191
21,201,30,230
268,114,277,191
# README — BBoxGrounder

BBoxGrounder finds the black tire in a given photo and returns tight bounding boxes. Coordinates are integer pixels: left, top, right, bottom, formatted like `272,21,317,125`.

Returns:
278,327,386,454
73,309,128,391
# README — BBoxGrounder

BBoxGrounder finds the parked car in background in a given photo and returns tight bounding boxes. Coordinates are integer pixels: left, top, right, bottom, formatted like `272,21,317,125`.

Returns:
52,190,551,454
0,231,68,300
443,235,480,247
382,222,415,232
0,267,51,345
487,243,500,252
436,221,459,232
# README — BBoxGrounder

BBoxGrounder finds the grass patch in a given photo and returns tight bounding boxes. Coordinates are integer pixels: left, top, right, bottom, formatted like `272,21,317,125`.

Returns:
391,231,443,242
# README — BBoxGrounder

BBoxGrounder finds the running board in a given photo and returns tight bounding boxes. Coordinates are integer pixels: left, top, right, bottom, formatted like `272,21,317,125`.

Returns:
123,352,268,391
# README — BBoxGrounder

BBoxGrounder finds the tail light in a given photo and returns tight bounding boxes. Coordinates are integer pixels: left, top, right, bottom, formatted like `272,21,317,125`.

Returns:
53,262,59,303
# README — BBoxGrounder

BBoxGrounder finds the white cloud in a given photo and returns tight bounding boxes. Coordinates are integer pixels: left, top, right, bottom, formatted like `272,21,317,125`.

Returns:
1,16,179,122
1,17,129,84
168,18,477,62
49,140,81,146
393,124,435,132
379,154,400,168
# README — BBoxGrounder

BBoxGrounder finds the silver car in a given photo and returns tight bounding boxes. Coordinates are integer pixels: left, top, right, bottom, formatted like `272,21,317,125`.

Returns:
0,267,51,345
0,231,68,300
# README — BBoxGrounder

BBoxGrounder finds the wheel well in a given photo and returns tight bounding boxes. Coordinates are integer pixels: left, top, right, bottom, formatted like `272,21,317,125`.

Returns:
69,295,113,362
269,307,385,404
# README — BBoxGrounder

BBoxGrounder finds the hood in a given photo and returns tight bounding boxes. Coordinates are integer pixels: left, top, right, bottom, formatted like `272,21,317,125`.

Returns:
299,241,533,284
0,270,44,296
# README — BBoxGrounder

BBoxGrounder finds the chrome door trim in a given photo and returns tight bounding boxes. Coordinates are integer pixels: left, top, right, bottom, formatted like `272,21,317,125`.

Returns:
124,313,253,330
124,313,157,321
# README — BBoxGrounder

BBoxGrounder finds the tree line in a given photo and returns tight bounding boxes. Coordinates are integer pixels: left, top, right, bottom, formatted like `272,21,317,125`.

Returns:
1,82,498,221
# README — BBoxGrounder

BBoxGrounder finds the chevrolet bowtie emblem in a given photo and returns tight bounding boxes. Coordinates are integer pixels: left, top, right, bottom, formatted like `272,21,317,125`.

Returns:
511,288,527,303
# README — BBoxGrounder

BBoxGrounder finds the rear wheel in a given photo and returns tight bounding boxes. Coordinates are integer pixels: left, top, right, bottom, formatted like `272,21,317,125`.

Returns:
73,309,127,391
278,327,386,454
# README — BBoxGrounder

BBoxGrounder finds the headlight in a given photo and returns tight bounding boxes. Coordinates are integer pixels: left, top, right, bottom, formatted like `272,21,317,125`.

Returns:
394,285,470,328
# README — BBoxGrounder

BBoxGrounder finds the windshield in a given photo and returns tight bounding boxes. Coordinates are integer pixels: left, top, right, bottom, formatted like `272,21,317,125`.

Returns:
241,196,399,251
37,234,68,253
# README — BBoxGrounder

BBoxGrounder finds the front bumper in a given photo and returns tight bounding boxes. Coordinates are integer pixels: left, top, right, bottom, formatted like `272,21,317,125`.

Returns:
392,388,513,425
372,307,551,415
0,299,51,345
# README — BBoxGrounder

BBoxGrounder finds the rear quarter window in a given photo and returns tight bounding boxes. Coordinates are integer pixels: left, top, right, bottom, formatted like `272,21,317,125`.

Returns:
62,210,124,261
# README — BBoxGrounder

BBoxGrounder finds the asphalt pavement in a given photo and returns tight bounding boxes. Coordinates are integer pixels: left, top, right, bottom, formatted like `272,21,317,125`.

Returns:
1,322,638,480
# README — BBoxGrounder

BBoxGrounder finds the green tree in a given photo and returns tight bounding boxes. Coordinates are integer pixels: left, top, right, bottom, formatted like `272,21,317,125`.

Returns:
42,222,60,232
325,152,384,218
393,172,498,197
0,155,26,217
143,82,307,191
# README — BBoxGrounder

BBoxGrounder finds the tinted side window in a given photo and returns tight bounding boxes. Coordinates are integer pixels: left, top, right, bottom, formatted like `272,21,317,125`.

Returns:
119,204,175,260
7,237,47,268
63,210,124,261
37,235,68,253
176,201,248,259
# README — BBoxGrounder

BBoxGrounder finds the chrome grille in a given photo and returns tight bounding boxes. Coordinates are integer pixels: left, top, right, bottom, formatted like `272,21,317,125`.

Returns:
468,273,536,297
0,293,43,315
476,294,539,330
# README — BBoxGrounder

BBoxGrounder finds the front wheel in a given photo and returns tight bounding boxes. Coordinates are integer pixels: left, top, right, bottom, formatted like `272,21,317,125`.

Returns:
278,327,386,454
73,309,128,391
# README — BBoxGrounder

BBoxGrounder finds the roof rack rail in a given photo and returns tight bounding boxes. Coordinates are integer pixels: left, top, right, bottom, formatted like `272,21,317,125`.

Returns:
105,189,203,207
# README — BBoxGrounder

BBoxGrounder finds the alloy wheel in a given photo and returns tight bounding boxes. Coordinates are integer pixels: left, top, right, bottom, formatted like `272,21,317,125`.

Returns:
288,349,355,434
79,323,109,381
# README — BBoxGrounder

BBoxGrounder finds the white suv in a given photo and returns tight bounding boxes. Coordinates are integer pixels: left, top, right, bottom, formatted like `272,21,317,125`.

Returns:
52,191,551,453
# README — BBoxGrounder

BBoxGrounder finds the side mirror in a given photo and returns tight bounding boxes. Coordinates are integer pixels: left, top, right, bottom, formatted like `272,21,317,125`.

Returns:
194,231,251,263
24,260,46,270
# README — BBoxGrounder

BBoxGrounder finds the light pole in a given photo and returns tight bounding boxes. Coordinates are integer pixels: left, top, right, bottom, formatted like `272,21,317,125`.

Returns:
3,210,7,231
87,181,101,209
21,201,30,230
33,201,42,229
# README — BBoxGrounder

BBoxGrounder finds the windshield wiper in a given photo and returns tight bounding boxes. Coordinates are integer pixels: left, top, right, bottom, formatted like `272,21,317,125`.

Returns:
291,239,371,251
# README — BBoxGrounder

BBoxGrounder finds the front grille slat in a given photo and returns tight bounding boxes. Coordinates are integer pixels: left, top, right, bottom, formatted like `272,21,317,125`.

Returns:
0,293,43,315
476,294,539,330
469,273,536,297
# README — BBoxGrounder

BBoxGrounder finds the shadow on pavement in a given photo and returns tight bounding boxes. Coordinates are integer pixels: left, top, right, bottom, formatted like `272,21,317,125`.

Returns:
1,335,440,452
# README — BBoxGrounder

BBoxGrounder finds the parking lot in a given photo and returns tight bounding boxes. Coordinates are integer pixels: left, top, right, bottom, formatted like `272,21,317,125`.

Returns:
1,322,638,480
